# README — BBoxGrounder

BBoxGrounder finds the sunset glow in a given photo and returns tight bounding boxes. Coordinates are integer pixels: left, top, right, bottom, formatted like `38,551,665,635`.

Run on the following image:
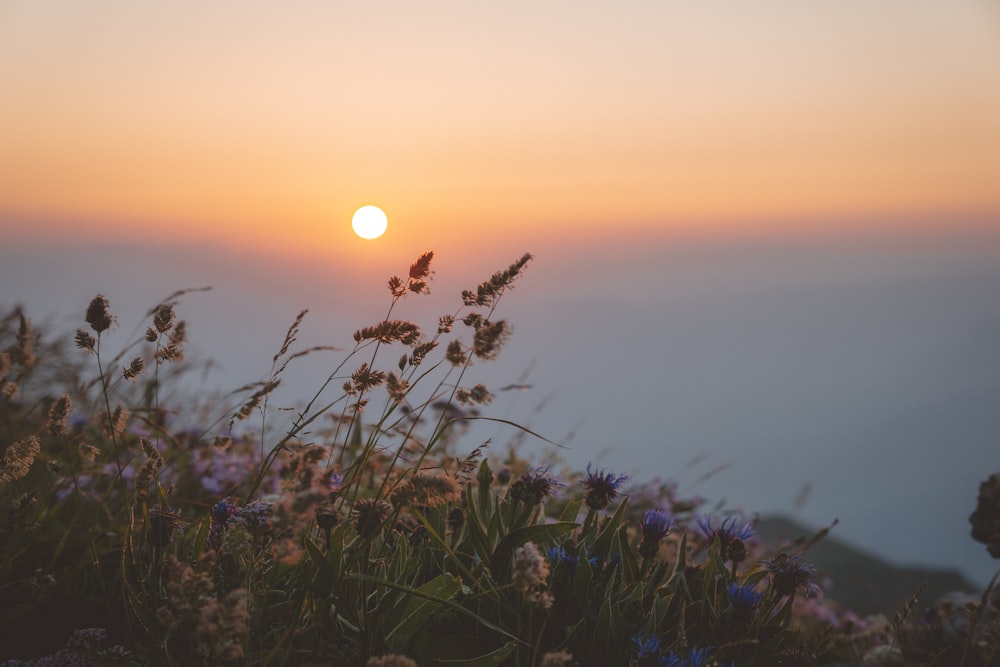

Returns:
1,2,998,260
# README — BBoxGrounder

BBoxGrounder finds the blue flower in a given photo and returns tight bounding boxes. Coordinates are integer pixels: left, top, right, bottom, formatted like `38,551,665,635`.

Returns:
631,633,662,659
581,463,629,510
697,514,753,561
547,546,580,568
686,646,714,667
728,581,764,608
660,652,683,667
727,582,764,621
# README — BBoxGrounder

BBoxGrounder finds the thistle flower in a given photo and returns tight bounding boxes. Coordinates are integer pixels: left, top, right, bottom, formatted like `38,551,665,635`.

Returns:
762,552,820,598
85,294,113,333
351,498,392,538
697,514,754,562
581,463,629,511
509,467,563,506
639,509,673,559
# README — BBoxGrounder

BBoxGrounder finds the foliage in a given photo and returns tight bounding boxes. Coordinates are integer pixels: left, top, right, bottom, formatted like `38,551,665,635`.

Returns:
0,252,996,666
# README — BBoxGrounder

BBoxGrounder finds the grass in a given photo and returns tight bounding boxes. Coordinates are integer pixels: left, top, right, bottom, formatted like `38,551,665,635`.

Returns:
0,251,997,666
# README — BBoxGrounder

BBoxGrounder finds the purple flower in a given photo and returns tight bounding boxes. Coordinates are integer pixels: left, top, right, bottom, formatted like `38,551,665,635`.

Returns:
509,467,563,506
639,509,673,559
762,552,820,598
697,514,753,562
581,463,629,510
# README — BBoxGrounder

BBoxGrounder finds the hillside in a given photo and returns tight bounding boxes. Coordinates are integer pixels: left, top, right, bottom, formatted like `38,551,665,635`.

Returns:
756,515,980,616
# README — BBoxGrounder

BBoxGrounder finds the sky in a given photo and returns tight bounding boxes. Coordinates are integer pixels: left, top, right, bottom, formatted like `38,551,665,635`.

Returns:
2,2,1000,588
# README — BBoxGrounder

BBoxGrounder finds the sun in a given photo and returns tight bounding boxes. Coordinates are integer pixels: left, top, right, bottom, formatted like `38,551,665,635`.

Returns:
351,205,388,240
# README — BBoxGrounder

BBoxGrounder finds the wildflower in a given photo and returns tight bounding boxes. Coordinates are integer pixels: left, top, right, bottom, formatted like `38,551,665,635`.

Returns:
461,252,533,307
408,250,433,279
235,500,272,531
630,633,662,661
548,546,580,568
152,303,175,334
390,472,462,509
509,467,563,506
75,328,96,352
762,552,820,598
351,498,392,538
445,339,467,366
12,312,36,371
85,294,113,333
0,435,40,483
46,393,72,437
208,498,238,548
512,541,551,608
581,463,629,511
327,472,344,500
727,581,764,623
697,514,754,562
122,356,145,380
351,363,386,392
472,319,510,360
353,320,422,346
438,314,455,334
639,509,673,559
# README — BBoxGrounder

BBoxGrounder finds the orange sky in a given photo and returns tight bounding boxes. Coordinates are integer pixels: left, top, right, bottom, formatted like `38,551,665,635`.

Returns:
2,1,999,261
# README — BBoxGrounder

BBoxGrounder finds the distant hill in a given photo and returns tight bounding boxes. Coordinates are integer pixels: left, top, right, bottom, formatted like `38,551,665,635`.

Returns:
755,515,979,616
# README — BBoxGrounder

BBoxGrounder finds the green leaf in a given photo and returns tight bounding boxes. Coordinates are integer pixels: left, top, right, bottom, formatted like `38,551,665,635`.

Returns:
384,573,462,649
593,495,629,558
